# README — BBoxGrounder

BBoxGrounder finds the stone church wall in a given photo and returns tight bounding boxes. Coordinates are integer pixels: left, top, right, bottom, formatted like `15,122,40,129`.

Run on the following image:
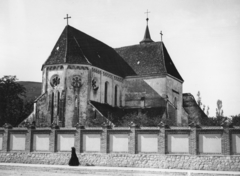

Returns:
36,65,91,127
166,76,183,125
41,67,47,94
90,67,123,107
90,68,101,103
124,77,166,108
36,93,49,126
36,65,66,126
65,67,89,126
143,77,167,97
101,72,113,105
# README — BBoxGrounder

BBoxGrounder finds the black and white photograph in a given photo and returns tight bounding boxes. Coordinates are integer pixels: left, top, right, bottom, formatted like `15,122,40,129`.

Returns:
0,0,240,175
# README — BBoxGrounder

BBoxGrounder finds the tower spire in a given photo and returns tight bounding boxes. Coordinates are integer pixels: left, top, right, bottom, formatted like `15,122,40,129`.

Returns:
140,10,154,45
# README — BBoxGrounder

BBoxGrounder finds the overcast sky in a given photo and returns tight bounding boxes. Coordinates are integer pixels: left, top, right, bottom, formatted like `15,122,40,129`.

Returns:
1,0,240,117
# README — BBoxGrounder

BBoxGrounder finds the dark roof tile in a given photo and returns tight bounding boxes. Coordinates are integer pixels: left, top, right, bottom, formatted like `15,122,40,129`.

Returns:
44,25,183,81
115,42,183,81
43,25,136,77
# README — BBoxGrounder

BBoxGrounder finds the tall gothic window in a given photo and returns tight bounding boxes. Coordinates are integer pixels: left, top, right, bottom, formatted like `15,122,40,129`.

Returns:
51,92,54,123
57,91,60,115
104,82,109,104
114,85,118,107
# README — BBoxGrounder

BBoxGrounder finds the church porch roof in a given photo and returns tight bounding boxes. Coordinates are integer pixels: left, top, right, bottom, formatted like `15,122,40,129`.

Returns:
90,101,166,127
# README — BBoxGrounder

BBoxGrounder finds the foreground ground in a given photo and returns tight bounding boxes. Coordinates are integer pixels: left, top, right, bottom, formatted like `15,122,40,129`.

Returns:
0,163,240,176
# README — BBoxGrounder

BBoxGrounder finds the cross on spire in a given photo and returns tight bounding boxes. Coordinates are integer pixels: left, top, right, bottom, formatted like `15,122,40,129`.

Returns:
64,14,71,25
145,9,150,18
160,31,163,42
144,9,150,25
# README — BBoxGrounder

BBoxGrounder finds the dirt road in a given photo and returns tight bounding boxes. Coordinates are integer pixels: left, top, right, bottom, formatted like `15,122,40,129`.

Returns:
0,164,240,176
0,165,184,176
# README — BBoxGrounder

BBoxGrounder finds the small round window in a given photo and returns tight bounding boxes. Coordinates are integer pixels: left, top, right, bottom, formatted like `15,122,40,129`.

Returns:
50,75,60,88
71,75,82,88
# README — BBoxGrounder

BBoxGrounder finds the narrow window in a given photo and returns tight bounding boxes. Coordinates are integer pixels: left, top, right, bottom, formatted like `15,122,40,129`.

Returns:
141,97,145,108
51,92,54,123
57,91,60,115
115,85,118,107
174,97,177,109
104,82,108,103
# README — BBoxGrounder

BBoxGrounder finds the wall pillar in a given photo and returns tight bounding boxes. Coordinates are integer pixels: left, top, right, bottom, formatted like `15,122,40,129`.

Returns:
189,127,197,155
2,129,9,152
49,129,56,152
25,129,32,152
129,125,136,154
159,127,166,154
222,127,230,155
75,127,83,153
101,126,108,153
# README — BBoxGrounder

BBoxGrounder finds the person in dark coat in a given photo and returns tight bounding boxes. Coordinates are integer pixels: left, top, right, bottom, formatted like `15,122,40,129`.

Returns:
69,147,80,166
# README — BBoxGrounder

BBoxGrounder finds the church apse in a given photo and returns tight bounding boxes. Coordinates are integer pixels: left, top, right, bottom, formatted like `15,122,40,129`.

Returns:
64,66,89,127
35,65,91,128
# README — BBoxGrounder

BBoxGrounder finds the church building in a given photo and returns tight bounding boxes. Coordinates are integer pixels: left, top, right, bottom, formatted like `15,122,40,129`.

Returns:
29,16,188,127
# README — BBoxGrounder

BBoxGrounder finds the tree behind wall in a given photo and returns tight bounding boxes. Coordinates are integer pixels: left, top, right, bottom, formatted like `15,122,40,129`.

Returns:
216,100,224,117
205,100,229,126
0,76,33,126
232,114,240,126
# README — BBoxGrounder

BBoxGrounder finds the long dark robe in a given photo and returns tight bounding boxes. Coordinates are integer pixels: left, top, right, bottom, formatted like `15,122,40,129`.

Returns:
68,147,80,166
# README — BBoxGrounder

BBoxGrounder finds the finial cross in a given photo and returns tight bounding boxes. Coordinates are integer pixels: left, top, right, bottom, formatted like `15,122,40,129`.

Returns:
144,9,150,18
160,31,163,42
64,14,71,25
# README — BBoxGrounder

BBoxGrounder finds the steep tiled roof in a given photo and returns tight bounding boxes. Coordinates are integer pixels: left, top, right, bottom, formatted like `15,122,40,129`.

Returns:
115,42,184,81
43,25,183,81
43,25,136,77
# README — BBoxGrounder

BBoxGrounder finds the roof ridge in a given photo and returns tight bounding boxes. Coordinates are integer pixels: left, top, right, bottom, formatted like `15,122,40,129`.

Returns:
162,43,184,82
160,42,168,75
115,41,161,50
67,25,113,49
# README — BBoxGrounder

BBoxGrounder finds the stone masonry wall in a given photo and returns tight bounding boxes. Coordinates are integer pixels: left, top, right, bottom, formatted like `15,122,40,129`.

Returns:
0,153,239,171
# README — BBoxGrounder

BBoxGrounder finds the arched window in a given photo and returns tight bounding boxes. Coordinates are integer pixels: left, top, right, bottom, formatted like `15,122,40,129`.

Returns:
115,85,118,107
104,82,109,103
57,91,60,115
